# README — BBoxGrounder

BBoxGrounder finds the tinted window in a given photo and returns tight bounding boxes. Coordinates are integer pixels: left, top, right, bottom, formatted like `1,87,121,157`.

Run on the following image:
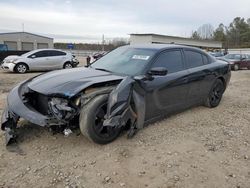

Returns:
151,50,183,73
49,50,66,56
185,50,203,68
30,51,49,58
202,54,209,64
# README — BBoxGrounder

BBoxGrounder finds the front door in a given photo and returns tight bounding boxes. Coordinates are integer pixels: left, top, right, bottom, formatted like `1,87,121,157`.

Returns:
29,50,53,70
143,49,190,121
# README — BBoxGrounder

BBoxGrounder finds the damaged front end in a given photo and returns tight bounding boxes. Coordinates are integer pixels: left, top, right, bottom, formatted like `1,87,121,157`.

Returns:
1,75,146,145
1,80,80,145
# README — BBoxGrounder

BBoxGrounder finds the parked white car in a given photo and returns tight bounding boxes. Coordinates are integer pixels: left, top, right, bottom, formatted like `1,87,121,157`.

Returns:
1,49,79,73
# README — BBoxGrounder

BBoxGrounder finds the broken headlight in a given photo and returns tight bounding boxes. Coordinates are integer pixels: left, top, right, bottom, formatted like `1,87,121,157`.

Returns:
74,97,81,106
48,98,76,121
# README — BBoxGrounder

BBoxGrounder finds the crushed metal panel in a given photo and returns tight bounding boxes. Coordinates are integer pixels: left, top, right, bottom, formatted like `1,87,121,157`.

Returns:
132,89,145,129
104,76,146,131
1,108,19,145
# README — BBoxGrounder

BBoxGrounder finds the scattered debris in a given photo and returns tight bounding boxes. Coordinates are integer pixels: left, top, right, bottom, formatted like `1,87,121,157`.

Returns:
119,182,126,187
104,176,111,183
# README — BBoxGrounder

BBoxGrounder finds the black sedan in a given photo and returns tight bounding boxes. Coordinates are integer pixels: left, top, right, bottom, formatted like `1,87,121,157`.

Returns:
1,44,231,145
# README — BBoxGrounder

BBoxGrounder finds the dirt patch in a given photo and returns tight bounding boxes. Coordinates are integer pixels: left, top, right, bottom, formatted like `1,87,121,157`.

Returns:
0,69,249,188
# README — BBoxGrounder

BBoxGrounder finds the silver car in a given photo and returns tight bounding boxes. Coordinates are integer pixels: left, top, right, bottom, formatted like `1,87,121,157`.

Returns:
1,49,79,73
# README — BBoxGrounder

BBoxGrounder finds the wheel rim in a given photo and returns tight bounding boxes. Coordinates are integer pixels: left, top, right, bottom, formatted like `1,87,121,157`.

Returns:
210,82,223,105
65,63,72,69
17,64,26,73
93,103,119,138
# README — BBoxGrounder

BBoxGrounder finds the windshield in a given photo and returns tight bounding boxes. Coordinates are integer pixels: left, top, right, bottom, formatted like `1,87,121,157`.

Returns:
91,46,156,76
224,54,241,60
21,51,35,57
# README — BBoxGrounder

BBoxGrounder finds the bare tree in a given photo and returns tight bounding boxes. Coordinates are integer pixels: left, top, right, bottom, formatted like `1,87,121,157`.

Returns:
197,24,214,39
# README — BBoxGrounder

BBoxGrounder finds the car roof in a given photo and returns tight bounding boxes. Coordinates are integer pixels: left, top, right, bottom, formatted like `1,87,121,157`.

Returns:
126,44,204,52
22,49,67,57
33,49,64,52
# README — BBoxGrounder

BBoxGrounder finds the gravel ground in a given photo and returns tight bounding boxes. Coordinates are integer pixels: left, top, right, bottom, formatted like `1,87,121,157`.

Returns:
0,69,249,188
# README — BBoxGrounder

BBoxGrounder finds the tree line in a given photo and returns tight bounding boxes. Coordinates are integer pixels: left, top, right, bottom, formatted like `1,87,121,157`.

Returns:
191,17,250,48
54,38,129,51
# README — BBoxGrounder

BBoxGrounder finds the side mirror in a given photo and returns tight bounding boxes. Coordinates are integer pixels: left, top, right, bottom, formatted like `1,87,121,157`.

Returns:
30,55,36,58
148,67,168,76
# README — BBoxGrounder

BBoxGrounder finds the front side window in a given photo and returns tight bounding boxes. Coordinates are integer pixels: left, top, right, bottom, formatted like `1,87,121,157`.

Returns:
151,50,184,73
91,46,156,76
30,51,49,58
185,50,203,68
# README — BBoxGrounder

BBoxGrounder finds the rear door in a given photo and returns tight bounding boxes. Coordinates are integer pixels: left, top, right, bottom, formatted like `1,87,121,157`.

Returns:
184,50,213,104
143,49,190,120
47,50,67,69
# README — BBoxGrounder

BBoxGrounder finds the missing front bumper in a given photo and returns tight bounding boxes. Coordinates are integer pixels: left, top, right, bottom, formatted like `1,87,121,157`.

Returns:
1,82,63,145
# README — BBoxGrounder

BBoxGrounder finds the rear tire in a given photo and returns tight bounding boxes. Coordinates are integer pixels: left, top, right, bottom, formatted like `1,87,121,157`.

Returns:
63,62,73,69
14,63,28,73
204,79,225,108
79,94,121,144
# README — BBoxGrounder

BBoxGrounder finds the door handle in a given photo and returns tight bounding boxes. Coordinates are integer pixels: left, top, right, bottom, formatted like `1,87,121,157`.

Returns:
183,77,189,83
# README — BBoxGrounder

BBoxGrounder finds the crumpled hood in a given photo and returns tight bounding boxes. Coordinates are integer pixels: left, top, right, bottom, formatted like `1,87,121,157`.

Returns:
27,67,124,97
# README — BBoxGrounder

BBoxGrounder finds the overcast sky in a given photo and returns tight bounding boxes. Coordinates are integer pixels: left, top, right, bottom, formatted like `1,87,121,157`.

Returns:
0,0,250,43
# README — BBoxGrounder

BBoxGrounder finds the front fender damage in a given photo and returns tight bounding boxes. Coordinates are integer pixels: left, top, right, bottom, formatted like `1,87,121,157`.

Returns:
104,76,146,137
1,76,145,145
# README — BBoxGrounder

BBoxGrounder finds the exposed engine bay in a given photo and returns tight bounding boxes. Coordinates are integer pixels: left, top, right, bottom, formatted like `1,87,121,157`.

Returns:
1,75,145,145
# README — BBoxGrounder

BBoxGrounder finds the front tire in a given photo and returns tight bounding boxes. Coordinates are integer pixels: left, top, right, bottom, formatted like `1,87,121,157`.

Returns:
204,79,225,108
14,63,28,73
63,62,73,69
79,95,121,144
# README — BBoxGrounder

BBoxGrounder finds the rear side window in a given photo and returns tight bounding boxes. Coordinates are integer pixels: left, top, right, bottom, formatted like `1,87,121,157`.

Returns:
202,54,210,64
152,50,183,73
185,50,204,68
49,50,66,56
